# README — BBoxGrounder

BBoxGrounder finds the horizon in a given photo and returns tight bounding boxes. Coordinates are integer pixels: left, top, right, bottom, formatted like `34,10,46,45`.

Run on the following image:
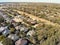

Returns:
0,0,60,4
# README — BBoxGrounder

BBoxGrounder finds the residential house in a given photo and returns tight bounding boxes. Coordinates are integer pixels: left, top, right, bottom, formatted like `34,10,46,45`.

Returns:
20,26,28,33
0,26,8,33
8,34,19,41
2,29,10,37
18,15,25,19
1,22,6,27
12,16,23,23
27,30,35,37
27,19,37,25
15,38,28,45
15,30,20,35
15,26,20,30
30,20,37,25
11,20,18,27
15,25,28,33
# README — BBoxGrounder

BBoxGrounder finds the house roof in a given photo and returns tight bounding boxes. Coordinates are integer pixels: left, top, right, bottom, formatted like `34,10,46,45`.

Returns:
8,34,19,41
2,29,10,36
15,38,28,45
27,30,35,36
0,26,8,32
15,26,20,30
12,16,23,22
20,26,28,31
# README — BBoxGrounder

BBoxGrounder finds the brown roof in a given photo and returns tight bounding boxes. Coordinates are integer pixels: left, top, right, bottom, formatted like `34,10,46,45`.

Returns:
15,39,28,45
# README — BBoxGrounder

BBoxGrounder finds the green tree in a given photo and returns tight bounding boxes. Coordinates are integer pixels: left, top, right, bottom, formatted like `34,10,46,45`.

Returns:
0,35,5,41
2,38,14,45
0,16,4,23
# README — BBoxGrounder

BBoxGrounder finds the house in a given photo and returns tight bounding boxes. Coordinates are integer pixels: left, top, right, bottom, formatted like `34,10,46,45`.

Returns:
30,20,37,25
15,38,28,45
0,27,5,33
27,19,37,25
15,26,20,30
0,26,8,33
11,20,18,27
15,30,20,35
2,29,10,37
12,16,23,23
20,26,28,33
27,30,35,37
15,25,29,33
1,22,6,27
8,34,19,41
18,15,25,19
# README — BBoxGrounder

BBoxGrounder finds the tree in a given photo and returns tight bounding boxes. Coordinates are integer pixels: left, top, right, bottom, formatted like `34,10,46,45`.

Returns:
2,38,14,45
0,35,5,41
0,16,4,23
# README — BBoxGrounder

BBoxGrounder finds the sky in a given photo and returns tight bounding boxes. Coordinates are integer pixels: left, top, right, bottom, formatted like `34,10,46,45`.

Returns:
0,0,60,3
